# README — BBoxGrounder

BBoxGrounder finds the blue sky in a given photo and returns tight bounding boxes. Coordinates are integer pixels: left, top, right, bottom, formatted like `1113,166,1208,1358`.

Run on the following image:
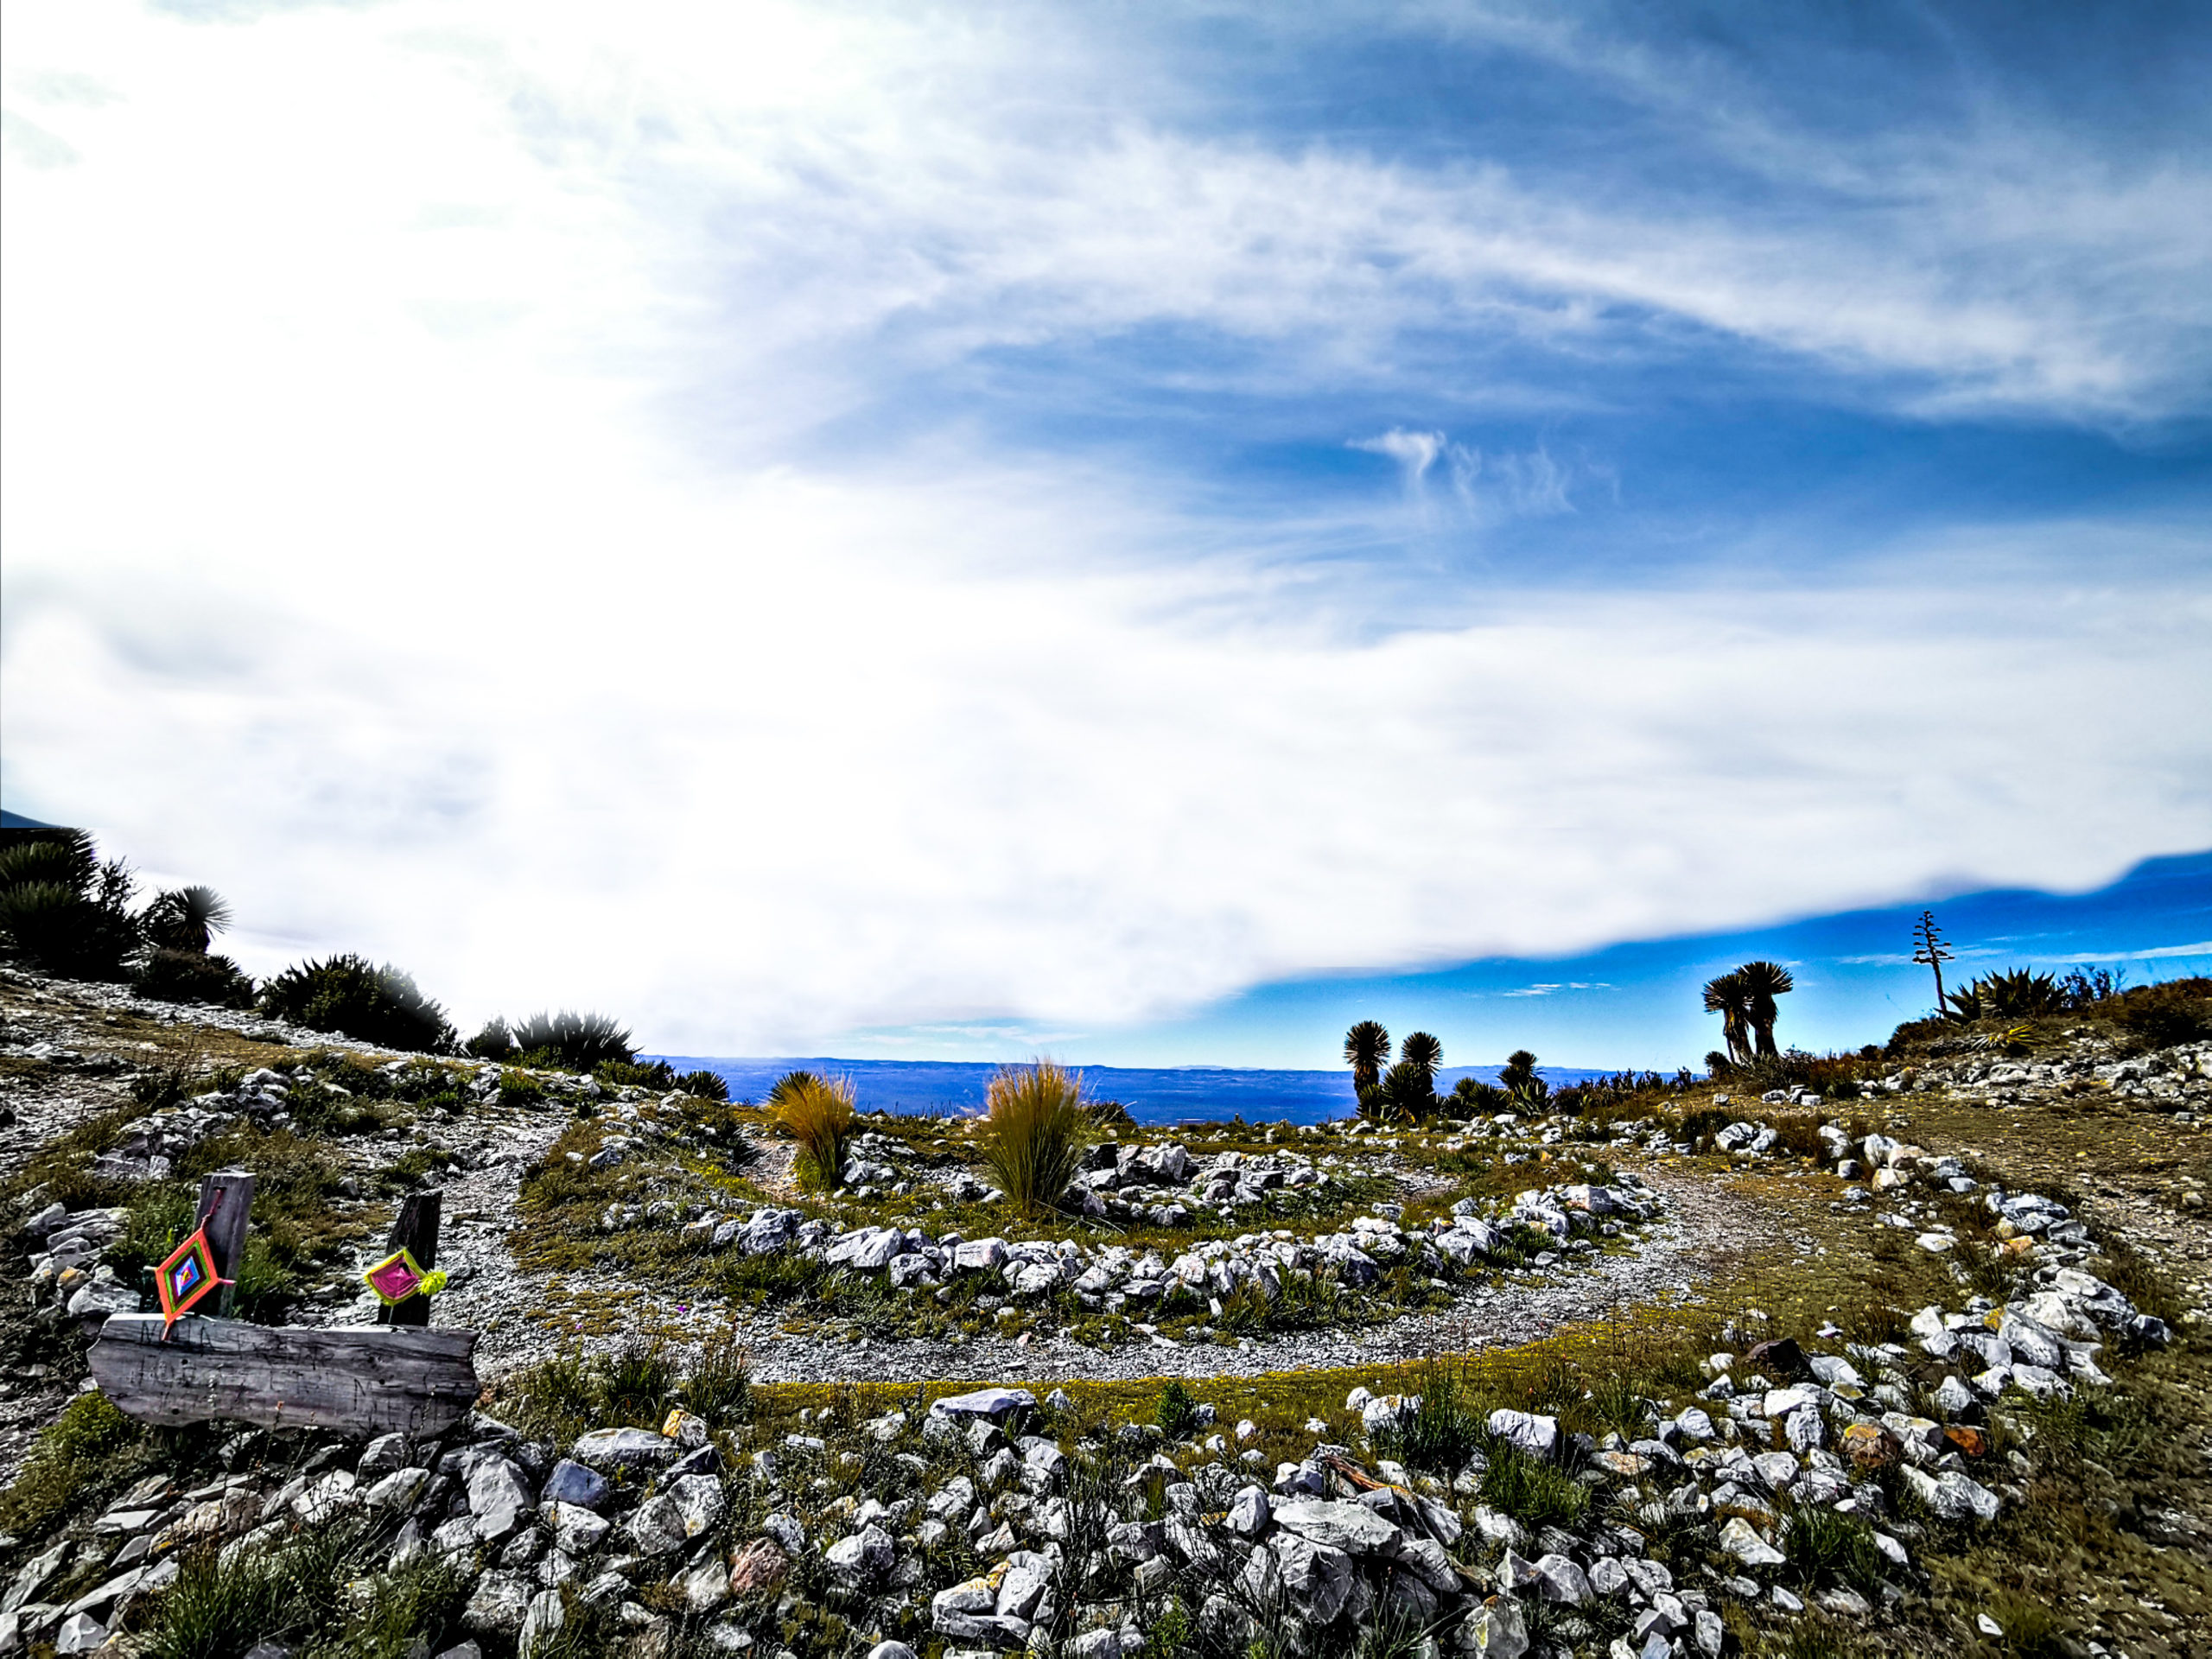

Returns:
1061,849,2212,1071
3,2,2208,1058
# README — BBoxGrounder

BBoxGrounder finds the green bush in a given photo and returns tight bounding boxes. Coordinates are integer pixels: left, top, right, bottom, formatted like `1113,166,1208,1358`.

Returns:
258,954,455,1052
141,885,233,953
680,1333,753,1424
2112,979,2210,1049
136,947,256,1007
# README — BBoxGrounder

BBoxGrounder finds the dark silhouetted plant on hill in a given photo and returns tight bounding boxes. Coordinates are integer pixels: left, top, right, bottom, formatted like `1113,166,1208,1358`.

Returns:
1367,1059,1436,1123
1910,909,1953,1014
1451,1075,1507,1112
258,955,455,1052
464,1018,514,1060
136,949,256,1008
1943,967,2068,1023
508,1010,635,1071
0,830,142,979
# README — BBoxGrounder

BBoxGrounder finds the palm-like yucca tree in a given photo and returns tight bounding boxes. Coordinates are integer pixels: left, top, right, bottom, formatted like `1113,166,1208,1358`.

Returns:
143,886,234,954
1400,1031,1442,1090
1735,960,1795,1057
1702,971,1752,1066
1344,1021,1391,1099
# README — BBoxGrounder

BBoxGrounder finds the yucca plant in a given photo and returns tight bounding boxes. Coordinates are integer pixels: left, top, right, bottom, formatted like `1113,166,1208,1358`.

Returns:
1736,960,1795,1056
1702,970,1752,1063
1498,1049,1548,1103
773,1073,857,1190
977,1060,1100,1215
1400,1031,1442,1086
1344,1020,1391,1099
142,885,233,954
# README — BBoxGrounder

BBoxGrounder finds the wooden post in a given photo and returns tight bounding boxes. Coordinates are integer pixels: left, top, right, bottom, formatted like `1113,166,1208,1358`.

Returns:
196,1170,255,1319
379,1192,442,1327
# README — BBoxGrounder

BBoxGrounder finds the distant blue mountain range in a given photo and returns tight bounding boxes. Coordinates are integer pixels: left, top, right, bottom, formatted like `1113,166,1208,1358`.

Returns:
643,1057,1618,1125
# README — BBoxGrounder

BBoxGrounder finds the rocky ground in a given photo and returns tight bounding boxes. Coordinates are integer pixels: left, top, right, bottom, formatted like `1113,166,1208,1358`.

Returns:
1,966,2209,1659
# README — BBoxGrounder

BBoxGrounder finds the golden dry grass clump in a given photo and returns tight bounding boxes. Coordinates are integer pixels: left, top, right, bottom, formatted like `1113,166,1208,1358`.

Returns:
772,1071,856,1190
979,1059,1102,1216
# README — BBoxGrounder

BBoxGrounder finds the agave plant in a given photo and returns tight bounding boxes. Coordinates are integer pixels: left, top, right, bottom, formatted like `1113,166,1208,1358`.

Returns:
142,885,234,954
1368,1059,1437,1124
1343,1020,1391,1100
1945,967,2066,1023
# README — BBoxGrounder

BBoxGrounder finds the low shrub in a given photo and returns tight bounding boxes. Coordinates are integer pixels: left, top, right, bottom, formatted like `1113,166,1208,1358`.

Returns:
258,955,455,1052
2111,979,2210,1050
1154,1379,1205,1440
136,947,256,1007
510,1009,636,1071
977,1060,1100,1215
594,1058,680,1091
773,1073,857,1190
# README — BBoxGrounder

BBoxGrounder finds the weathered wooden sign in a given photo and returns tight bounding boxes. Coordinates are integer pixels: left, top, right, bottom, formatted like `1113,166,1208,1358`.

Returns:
89,1170,479,1435
89,1314,480,1435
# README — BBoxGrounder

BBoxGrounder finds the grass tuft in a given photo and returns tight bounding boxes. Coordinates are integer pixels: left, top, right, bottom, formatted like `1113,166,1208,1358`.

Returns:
977,1059,1101,1216
1375,1357,1490,1474
1477,1440,1587,1529
773,1072,858,1189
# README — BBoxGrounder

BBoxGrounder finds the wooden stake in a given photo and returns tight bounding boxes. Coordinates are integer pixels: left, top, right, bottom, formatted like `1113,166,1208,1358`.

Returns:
195,1170,255,1319
380,1192,442,1327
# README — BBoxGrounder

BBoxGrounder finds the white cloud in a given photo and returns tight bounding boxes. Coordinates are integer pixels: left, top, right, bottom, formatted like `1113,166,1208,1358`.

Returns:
1350,429,1445,484
2,1,2208,1053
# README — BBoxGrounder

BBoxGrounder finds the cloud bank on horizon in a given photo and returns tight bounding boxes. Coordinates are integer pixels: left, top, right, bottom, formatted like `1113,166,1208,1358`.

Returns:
3,0,2208,1057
